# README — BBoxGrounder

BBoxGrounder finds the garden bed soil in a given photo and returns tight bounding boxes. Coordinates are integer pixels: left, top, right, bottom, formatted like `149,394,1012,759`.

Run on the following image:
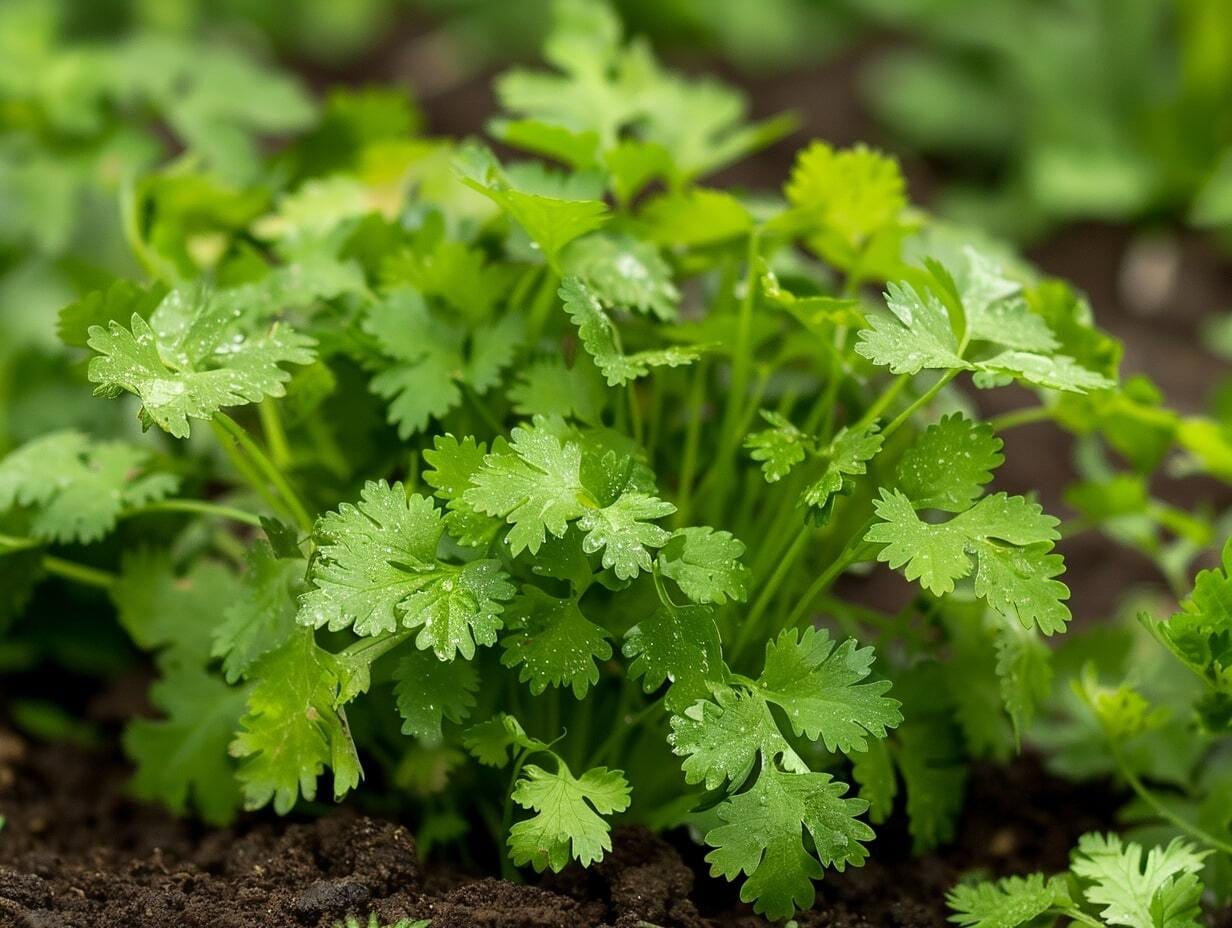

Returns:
0,733,1119,928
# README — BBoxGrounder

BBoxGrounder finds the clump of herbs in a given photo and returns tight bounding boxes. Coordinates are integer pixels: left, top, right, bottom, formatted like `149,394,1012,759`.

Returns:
2,1,1231,921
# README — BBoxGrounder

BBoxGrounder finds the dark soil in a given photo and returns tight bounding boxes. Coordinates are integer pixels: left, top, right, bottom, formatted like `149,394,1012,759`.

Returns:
0,732,1117,928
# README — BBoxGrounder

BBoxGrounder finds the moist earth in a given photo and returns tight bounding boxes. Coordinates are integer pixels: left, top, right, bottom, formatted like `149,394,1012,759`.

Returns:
0,734,1118,928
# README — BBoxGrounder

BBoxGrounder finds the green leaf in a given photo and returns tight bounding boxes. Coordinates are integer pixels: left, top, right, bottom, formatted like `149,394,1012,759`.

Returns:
1070,834,1207,928
463,712,548,767
856,281,968,375
670,687,803,790
802,423,885,520
947,873,1070,928
211,541,301,684
365,291,464,439
745,411,811,483
670,626,899,797
87,288,315,438
868,489,1071,634
464,421,589,555
857,272,1111,395
577,492,675,580
124,661,247,825
422,434,504,548
230,630,363,814
993,618,1053,743
561,234,679,321
784,142,906,259
501,587,612,699
393,649,479,743
508,761,631,871
459,149,609,268
300,481,513,657
560,276,699,387
1154,537,1232,690
975,350,1113,394
112,550,242,664
896,413,1003,512
897,715,967,852
758,627,903,754
490,118,601,170
57,279,166,349
704,765,873,920
850,740,897,825
604,139,672,205
657,527,749,605
406,560,516,661
509,355,606,426
953,247,1057,352
625,602,728,711
639,188,753,246
0,431,178,544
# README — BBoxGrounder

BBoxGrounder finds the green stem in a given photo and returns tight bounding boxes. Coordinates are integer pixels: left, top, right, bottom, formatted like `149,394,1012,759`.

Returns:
717,231,762,465
588,699,664,768
526,269,560,345
42,556,116,589
881,369,960,440
1053,907,1104,928
214,413,314,533
125,498,264,528
1111,744,1232,856
627,382,644,447
499,748,533,881
463,383,505,437
673,360,708,527
783,523,874,631
742,526,810,636
258,401,292,469
211,419,287,518
120,173,178,283
339,629,414,666
0,533,41,552
988,405,1053,432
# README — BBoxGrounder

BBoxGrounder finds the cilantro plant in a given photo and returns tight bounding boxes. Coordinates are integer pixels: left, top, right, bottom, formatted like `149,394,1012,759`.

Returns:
949,833,1210,928
3,0,1232,921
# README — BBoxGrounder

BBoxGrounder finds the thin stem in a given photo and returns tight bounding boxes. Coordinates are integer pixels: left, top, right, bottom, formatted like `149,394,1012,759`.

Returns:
526,269,560,345
1111,744,1232,856
339,629,414,665
211,419,287,518
854,373,910,432
673,361,708,527
463,383,504,437
42,556,116,589
588,699,664,768
882,369,959,440
258,401,292,469
214,413,314,533
988,405,1053,432
743,526,810,634
1052,907,1104,928
125,498,264,528
499,747,533,882
120,173,178,283
0,533,41,552
627,382,644,447
783,522,875,631
722,231,761,444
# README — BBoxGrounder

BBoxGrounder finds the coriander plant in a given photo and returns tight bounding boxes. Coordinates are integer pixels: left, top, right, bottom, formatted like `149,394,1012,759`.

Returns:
3,0,1231,921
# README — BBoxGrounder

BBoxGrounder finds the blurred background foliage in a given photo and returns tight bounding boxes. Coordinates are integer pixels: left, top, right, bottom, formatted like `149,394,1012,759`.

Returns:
1,0,1229,457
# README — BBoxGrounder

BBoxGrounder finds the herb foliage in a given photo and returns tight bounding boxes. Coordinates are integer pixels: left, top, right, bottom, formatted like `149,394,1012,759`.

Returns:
3,0,1232,921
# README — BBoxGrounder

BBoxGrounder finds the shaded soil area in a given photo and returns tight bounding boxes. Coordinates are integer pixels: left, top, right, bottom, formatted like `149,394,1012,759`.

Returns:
0,733,1117,928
